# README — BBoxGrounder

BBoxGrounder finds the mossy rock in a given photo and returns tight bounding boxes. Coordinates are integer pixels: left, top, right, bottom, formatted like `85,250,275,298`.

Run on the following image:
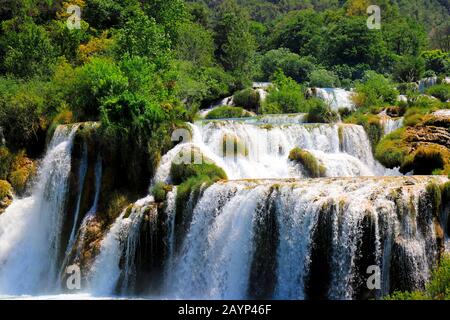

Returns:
289,147,326,178
152,182,173,203
205,106,252,120
170,161,227,186
0,146,12,180
0,180,13,214
7,151,37,195
401,144,450,175
375,128,409,169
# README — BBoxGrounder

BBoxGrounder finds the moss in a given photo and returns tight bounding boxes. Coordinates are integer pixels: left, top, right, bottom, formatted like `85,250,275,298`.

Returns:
123,204,134,219
0,146,12,180
0,179,13,214
0,180,12,199
345,113,383,149
152,182,173,203
425,183,442,217
221,134,248,157
170,160,227,186
205,106,252,119
105,192,130,221
375,128,409,169
404,144,449,175
7,150,37,194
442,182,450,206
289,147,326,178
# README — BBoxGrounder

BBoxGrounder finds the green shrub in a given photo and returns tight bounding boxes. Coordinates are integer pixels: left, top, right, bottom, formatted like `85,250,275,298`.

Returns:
205,106,252,119
308,68,340,87
233,88,260,111
262,71,307,114
260,48,315,83
289,147,326,178
307,99,339,123
386,254,450,300
353,71,399,108
152,182,173,203
426,84,450,102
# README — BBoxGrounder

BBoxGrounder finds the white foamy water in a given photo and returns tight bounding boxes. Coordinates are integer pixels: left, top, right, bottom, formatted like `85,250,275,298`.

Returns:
315,88,355,111
0,125,79,295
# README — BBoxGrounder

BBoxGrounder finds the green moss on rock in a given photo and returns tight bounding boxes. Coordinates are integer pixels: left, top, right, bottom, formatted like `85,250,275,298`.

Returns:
289,147,326,178
205,106,252,120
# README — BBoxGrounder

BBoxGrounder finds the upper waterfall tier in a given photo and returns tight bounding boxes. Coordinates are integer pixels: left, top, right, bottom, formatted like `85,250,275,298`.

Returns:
155,120,398,182
314,88,355,111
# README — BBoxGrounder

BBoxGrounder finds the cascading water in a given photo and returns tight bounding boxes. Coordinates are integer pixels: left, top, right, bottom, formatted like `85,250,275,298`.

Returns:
163,176,446,300
1,109,447,300
0,125,78,295
154,120,396,182
88,196,154,296
315,88,355,111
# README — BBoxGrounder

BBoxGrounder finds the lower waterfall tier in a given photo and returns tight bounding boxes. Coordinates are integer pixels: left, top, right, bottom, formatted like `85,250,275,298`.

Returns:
89,176,449,300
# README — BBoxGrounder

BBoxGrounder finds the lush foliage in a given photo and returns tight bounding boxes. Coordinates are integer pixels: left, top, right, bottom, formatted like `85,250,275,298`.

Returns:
205,106,252,120
386,254,450,300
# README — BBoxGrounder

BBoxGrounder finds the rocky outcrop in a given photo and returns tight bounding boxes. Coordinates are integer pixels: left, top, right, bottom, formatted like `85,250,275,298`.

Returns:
0,180,13,214
405,126,450,148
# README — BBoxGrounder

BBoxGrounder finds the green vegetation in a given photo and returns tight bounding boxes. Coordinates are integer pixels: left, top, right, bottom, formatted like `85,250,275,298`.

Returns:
233,88,261,112
386,254,450,300
426,84,450,102
0,0,447,202
289,147,326,178
262,71,306,114
307,99,339,124
375,128,409,169
376,128,450,175
152,182,173,203
352,71,399,108
170,160,227,186
0,180,12,199
205,106,252,120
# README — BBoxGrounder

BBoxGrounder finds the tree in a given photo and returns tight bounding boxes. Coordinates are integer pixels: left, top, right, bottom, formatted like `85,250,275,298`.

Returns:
269,9,325,57
176,21,215,68
0,18,57,78
393,55,425,83
260,48,316,83
214,0,256,88
115,11,171,67
383,18,428,57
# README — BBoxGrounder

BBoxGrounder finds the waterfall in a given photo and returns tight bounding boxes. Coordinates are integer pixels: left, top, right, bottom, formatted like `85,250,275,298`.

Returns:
163,176,446,300
379,111,404,136
87,156,102,216
0,125,78,295
154,121,396,182
418,77,437,93
88,196,153,296
66,142,88,253
315,88,355,111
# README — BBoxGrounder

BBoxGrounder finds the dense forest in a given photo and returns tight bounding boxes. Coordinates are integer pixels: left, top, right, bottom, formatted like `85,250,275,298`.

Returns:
0,0,449,300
